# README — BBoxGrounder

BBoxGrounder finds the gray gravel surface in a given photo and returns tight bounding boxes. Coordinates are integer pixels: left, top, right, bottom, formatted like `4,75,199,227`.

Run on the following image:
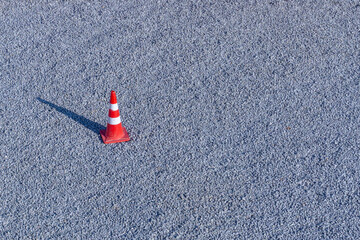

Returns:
1,1,360,239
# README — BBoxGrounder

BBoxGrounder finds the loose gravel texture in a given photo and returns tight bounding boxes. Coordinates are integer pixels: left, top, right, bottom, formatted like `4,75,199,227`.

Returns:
1,1,360,239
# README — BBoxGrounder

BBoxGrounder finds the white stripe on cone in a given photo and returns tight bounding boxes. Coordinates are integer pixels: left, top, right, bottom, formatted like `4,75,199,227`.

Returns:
108,116,121,125
110,103,118,111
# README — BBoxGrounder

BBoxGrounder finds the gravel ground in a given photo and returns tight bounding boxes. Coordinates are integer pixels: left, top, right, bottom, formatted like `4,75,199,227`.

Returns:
1,1,360,239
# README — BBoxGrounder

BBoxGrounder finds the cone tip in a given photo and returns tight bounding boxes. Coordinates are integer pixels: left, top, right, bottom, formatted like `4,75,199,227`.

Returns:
110,90,117,104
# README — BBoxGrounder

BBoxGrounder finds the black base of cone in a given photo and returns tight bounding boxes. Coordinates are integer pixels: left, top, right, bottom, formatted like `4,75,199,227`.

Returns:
100,128,130,144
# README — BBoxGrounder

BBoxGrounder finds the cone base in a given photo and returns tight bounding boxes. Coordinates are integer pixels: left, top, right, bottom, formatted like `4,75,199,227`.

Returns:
100,128,130,144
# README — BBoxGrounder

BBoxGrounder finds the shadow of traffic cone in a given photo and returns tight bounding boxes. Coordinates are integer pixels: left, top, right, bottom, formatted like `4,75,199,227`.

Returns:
100,90,130,144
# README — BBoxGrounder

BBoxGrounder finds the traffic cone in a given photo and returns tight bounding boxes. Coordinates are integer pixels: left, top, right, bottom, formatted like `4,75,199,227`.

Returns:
100,90,130,144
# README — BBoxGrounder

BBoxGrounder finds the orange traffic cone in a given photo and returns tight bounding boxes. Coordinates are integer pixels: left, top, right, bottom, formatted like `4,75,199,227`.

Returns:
100,90,130,144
